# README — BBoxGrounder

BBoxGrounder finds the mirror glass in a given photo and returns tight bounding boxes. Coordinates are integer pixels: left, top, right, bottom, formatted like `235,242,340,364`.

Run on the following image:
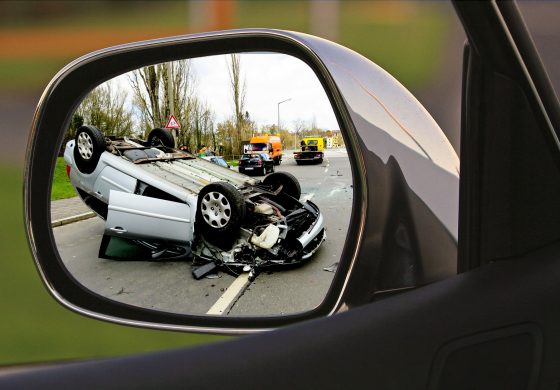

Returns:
50,52,353,317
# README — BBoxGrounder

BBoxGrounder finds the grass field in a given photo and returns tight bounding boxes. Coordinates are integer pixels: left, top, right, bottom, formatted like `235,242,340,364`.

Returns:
0,164,225,365
51,157,77,201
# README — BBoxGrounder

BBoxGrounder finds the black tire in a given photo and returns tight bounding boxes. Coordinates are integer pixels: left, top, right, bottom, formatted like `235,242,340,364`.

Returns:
262,171,301,200
73,125,106,174
295,160,301,165
261,167,267,176
148,128,175,148
318,158,324,164
196,182,246,242
270,164,275,173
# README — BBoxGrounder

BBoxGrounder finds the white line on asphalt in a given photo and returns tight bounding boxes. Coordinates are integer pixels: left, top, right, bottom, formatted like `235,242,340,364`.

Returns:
206,273,251,315
328,188,344,197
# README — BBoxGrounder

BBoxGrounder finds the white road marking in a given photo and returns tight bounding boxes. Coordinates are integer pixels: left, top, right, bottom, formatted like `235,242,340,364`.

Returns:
328,188,344,197
206,273,251,315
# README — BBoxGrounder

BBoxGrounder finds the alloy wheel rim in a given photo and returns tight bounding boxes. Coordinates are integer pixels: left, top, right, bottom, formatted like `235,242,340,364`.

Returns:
201,192,232,228
77,132,94,160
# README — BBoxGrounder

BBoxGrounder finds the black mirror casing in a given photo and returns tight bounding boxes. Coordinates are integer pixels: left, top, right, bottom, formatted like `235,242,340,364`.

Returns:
25,29,459,333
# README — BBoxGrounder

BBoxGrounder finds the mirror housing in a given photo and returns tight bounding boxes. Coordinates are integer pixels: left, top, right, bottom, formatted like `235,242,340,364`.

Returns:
25,29,459,333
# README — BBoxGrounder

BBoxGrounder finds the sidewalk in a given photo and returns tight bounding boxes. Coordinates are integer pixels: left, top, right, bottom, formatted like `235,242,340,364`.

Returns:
50,196,95,227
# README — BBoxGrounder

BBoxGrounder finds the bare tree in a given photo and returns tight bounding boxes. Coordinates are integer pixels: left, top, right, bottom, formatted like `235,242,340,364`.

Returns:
228,54,247,153
292,118,307,148
62,81,133,152
216,119,236,157
129,60,193,137
76,81,133,136
199,102,215,150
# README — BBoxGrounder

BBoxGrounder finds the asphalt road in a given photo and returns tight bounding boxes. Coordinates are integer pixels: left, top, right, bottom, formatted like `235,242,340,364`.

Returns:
53,148,353,317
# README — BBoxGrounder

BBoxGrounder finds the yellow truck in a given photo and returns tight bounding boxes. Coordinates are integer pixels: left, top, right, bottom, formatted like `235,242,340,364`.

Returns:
293,137,326,165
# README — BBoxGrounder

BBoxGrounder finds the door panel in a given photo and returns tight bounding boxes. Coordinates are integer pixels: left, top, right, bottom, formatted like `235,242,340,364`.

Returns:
106,190,192,243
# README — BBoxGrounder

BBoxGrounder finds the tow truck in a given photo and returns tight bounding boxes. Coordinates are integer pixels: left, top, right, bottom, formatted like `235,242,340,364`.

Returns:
293,137,325,165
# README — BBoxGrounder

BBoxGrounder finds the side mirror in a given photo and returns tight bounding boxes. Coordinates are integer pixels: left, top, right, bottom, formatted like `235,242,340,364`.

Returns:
25,29,459,334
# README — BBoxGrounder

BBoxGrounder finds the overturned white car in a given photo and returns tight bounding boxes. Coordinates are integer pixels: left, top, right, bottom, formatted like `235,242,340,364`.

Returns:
64,125,325,278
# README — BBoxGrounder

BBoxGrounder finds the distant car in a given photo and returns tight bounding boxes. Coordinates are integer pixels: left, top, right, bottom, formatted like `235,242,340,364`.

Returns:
238,153,275,176
201,155,231,169
64,125,325,274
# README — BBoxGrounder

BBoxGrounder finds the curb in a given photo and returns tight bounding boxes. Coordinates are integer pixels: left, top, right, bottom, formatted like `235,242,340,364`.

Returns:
51,212,96,228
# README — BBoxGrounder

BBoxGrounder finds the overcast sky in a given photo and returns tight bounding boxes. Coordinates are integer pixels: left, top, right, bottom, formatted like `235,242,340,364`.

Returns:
111,52,339,132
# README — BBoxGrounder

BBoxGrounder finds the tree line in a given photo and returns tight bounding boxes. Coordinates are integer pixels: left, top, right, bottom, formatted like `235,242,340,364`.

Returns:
65,54,341,157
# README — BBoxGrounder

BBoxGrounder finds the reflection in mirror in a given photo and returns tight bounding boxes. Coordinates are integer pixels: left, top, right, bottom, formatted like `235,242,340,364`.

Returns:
51,52,352,317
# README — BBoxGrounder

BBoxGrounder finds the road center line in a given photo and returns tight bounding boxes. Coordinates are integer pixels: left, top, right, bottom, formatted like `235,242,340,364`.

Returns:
206,273,251,315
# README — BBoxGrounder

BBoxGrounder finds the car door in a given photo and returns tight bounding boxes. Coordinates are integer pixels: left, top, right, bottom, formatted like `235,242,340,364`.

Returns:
105,190,193,243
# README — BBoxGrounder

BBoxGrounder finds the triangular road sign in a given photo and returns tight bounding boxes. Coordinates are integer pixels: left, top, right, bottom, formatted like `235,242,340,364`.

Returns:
165,114,181,129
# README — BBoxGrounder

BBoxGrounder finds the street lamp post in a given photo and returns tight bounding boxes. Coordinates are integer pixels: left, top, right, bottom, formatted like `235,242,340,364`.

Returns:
277,98,291,134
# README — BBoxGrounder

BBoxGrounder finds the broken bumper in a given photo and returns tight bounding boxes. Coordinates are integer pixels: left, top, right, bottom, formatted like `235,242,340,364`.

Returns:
297,201,324,249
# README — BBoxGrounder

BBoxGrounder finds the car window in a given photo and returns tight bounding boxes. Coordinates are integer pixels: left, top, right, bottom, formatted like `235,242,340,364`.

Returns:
215,158,229,167
246,143,268,151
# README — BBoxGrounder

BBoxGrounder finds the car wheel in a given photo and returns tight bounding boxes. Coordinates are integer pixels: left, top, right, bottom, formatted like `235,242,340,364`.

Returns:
196,182,246,244
73,125,106,174
270,165,275,173
148,128,175,148
262,171,301,200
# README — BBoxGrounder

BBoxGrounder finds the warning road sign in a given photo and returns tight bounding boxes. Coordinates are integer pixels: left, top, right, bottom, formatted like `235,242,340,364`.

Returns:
165,114,181,129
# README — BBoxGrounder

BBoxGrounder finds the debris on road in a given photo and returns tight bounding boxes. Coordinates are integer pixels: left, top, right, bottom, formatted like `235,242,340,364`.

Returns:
323,262,338,273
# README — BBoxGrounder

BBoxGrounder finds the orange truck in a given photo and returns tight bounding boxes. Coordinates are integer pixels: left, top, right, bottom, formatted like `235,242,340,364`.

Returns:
244,135,283,165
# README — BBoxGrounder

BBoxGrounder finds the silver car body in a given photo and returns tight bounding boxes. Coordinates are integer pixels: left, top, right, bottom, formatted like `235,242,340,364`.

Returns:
63,139,323,252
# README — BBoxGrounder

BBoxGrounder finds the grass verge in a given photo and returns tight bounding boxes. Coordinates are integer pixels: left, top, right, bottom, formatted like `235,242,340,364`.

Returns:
51,157,77,201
